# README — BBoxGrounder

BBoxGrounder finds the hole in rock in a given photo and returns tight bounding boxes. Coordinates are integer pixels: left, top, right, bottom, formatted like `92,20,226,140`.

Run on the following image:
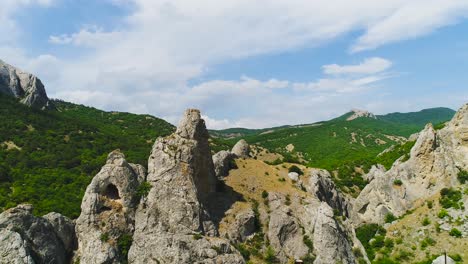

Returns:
104,184,120,200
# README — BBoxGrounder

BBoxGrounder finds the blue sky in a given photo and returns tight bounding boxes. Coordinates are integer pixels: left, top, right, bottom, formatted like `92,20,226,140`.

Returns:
1,0,468,128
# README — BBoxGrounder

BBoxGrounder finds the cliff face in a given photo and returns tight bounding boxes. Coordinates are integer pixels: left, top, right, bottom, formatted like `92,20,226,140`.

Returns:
0,60,53,109
353,104,468,224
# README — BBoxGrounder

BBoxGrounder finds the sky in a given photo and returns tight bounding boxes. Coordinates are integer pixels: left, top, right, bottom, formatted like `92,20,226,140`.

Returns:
1,0,468,129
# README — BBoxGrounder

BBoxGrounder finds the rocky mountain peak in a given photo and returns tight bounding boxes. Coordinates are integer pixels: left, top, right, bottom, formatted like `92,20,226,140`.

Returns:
0,59,53,109
346,109,376,121
176,108,209,140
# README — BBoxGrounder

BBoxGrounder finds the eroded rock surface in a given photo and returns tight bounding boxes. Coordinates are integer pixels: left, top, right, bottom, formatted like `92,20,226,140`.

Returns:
232,139,250,158
213,150,236,179
74,150,145,263
0,59,52,109
128,109,244,263
354,104,468,224
0,204,72,263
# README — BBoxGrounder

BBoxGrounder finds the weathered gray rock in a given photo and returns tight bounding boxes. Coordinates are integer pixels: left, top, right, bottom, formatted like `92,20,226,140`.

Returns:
267,192,310,262
432,255,455,264
0,59,52,109
219,206,256,243
353,104,468,224
308,169,351,217
128,109,244,264
313,203,356,264
74,150,145,264
232,139,250,158
288,172,299,181
213,150,236,179
43,212,76,255
363,164,386,182
0,229,34,264
0,204,69,263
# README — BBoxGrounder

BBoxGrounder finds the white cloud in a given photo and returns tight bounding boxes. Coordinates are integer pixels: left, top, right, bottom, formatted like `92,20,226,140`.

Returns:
1,1,468,129
322,57,392,75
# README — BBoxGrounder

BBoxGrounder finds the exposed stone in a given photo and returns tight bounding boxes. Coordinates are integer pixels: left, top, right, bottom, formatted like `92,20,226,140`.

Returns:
43,212,76,255
0,59,52,109
363,164,386,182
288,172,299,181
213,150,236,179
232,139,250,158
128,109,244,263
353,104,468,224
432,255,455,264
219,206,256,243
346,109,376,121
267,193,310,262
74,150,145,263
308,169,351,217
0,204,69,263
313,203,356,264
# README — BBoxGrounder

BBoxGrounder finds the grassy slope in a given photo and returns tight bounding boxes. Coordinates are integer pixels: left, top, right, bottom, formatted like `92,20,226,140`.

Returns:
0,96,174,217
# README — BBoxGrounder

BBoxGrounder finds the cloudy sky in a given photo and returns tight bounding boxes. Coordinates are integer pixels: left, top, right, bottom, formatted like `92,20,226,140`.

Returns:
1,0,468,129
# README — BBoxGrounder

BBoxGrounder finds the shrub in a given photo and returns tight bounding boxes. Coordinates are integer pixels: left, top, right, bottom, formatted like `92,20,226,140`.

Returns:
117,234,133,258
449,228,462,238
427,200,433,209
385,213,397,223
422,217,431,226
438,209,449,219
450,254,462,261
439,188,462,209
136,181,152,199
100,232,109,242
458,169,468,184
288,165,303,175
393,179,403,186
285,194,291,206
278,177,286,182
193,233,203,240
264,246,278,264
261,190,269,199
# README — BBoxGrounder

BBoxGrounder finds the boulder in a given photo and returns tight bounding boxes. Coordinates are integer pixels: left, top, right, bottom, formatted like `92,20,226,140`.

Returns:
0,59,53,109
232,139,250,158
213,150,236,179
43,212,76,255
74,150,145,263
219,206,256,243
0,204,70,263
288,172,299,181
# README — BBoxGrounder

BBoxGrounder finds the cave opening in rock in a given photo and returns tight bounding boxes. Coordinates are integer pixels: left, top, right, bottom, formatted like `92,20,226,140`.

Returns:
104,184,120,200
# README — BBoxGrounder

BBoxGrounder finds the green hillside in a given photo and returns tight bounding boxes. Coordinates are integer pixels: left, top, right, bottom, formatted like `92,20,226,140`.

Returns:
211,108,455,192
0,95,174,218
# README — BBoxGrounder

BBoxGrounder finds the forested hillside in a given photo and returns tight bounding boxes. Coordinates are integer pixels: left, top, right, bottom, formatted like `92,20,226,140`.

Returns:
0,95,174,217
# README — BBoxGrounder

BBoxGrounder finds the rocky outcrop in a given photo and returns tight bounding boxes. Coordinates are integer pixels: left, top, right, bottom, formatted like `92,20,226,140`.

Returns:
313,203,356,264
232,139,250,158
346,109,376,121
213,150,236,179
128,109,244,263
353,104,468,224
0,59,52,109
267,193,310,262
74,150,145,263
363,164,386,182
0,204,74,263
308,169,351,217
432,255,455,264
43,212,76,257
219,206,256,243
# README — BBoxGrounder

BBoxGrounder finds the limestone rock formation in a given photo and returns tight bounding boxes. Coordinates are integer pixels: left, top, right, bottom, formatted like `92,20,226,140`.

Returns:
219,206,256,243
128,109,244,263
308,169,351,217
313,203,356,264
288,172,299,181
353,104,468,224
232,139,250,158
267,193,310,262
346,109,376,121
0,204,73,263
363,164,386,182
213,150,236,179
43,212,76,257
0,59,52,109
74,150,145,263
